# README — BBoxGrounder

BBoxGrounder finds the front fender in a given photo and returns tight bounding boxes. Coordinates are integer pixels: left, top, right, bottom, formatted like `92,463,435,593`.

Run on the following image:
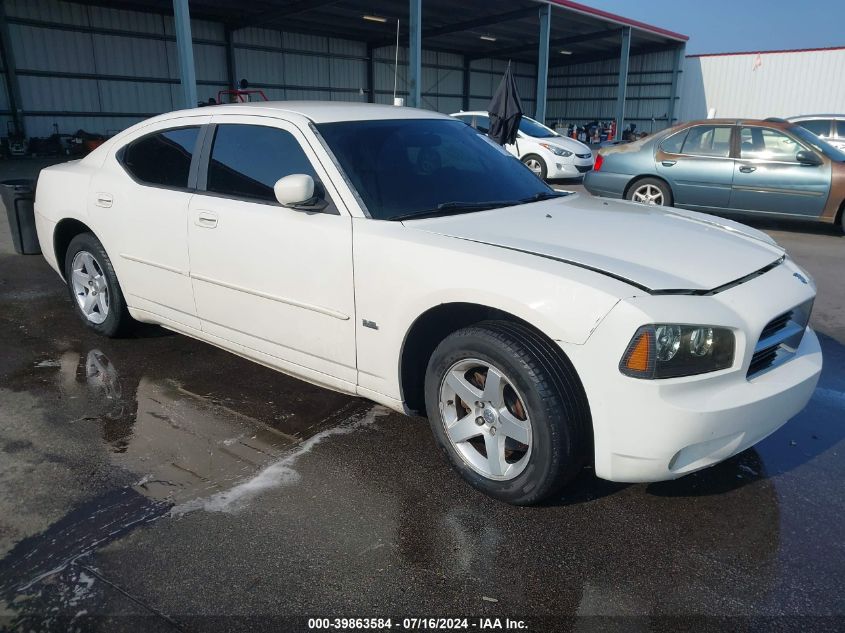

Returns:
352,218,629,401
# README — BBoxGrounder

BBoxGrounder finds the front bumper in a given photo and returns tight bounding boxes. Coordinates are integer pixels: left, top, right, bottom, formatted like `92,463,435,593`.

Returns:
566,257,822,482
547,157,594,178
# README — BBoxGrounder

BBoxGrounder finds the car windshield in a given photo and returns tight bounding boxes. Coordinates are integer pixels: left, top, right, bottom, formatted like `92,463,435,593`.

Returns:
316,118,560,220
518,117,558,138
791,125,845,162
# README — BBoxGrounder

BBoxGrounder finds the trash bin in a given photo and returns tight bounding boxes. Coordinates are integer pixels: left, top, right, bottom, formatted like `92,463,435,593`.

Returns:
1,178,40,255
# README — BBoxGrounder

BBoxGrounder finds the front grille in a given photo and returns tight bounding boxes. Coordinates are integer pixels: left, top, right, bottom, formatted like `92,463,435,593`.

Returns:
576,152,592,159
747,299,813,379
576,164,593,173
759,311,792,341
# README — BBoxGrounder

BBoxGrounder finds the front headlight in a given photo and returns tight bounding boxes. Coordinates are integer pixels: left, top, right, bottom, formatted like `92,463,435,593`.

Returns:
619,324,735,379
539,143,572,157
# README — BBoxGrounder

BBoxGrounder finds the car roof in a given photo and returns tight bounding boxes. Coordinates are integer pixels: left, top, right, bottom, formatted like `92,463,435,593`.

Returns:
786,114,845,121
676,118,797,129
163,101,451,124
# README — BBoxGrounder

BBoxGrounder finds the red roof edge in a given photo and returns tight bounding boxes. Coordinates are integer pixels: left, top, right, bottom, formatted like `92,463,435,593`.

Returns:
688,45,845,58
545,0,689,42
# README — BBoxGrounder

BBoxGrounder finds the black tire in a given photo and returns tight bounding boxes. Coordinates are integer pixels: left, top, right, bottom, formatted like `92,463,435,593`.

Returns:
424,320,591,505
521,154,548,181
64,232,134,337
626,176,673,207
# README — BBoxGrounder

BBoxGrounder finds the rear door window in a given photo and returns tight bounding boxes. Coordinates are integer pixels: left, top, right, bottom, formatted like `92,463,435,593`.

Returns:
121,126,200,188
740,127,804,161
680,125,733,157
837,120,845,138
205,124,320,203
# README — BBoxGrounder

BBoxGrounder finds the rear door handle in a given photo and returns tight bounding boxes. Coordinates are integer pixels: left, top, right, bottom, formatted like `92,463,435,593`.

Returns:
194,210,218,229
95,193,113,208
739,165,757,173
661,160,676,167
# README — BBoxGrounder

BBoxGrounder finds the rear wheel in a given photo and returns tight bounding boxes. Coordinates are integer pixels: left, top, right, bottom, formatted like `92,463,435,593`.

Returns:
424,320,590,505
522,154,548,180
64,232,133,337
626,177,673,206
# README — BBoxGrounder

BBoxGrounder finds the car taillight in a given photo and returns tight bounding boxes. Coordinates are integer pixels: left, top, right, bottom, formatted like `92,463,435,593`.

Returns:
594,154,603,171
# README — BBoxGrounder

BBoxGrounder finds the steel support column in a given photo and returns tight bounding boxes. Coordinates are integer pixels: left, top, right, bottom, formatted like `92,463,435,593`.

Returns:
408,0,422,107
0,1,24,135
224,25,236,91
462,56,470,111
173,0,197,109
366,44,376,103
615,26,631,135
667,42,685,126
535,3,551,123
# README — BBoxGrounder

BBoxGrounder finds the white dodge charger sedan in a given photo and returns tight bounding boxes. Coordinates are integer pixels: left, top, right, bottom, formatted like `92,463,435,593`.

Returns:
34,102,822,505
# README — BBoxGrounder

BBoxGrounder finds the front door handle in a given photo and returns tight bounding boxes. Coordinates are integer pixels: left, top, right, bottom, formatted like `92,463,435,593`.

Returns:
194,211,218,229
95,193,113,208
739,165,757,173
661,160,676,167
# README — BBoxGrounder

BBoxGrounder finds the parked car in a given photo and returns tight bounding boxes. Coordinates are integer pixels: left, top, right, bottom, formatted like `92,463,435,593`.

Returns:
584,118,845,232
450,111,593,179
35,103,821,505
786,115,845,151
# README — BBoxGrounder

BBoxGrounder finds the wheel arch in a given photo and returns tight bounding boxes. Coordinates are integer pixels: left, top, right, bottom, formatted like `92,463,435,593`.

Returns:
398,302,589,425
623,174,674,201
53,218,96,280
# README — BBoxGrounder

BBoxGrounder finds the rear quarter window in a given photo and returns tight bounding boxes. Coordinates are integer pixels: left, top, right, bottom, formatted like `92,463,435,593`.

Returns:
120,127,201,189
660,129,688,154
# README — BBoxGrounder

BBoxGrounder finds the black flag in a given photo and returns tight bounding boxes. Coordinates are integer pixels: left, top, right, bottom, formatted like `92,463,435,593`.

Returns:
487,62,523,146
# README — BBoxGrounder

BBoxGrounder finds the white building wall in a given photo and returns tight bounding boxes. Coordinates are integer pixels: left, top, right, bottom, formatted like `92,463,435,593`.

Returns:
679,47,845,122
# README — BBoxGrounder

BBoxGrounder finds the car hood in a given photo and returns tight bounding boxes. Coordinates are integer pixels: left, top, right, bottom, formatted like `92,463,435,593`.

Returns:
405,194,786,293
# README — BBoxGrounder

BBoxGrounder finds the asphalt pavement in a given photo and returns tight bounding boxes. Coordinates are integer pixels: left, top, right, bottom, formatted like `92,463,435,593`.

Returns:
1,161,843,632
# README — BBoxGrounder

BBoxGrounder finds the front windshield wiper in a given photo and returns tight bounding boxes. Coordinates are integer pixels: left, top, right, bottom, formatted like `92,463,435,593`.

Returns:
392,191,569,222
518,191,569,203
392,200,516,221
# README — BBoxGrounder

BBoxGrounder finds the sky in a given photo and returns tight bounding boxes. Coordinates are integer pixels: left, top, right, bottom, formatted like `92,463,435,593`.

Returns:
581,0,844,55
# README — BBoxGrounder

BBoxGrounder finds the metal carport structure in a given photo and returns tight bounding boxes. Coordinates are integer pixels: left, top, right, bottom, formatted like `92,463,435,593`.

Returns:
0,0,687,140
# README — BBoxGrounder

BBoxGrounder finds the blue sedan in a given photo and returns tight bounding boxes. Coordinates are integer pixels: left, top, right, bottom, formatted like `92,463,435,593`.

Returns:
584,118,845,233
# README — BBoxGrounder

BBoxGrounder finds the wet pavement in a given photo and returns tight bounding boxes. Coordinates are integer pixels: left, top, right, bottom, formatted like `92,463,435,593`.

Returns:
1,160,844,632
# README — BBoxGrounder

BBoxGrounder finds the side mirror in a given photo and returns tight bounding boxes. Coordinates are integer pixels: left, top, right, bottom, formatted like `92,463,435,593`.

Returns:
796,150,822,166
273,174,328,211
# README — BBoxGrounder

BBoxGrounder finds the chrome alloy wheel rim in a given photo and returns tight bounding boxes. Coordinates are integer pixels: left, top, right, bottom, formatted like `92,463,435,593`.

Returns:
71,251,109,324
524,158,543,176
632,183,664,205
439,358,532,481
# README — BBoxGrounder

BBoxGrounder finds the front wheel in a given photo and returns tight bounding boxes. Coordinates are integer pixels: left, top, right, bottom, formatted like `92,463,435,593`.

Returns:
424,321,590,505
626,177,673,206
521,154,548,180
64,232,134,337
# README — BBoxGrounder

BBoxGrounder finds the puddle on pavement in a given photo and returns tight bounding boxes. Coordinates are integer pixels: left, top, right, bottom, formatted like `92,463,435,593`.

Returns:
1,342,376,628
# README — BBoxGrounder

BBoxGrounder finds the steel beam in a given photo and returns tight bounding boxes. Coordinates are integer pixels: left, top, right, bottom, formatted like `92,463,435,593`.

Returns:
371,7,536,49
535,4,551,124
475,27,622,62
234,0,340,31
408,0,422,107
667,43,686,125
615,26,631,135
0,1,24,135
172,0,197,109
